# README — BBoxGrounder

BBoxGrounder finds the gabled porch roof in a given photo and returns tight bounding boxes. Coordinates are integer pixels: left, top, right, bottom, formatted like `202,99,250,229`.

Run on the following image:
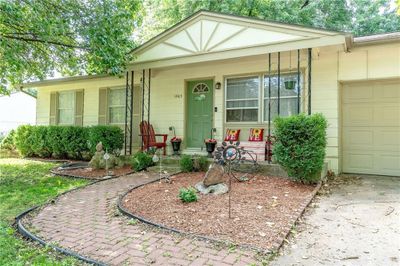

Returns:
130,10,352,70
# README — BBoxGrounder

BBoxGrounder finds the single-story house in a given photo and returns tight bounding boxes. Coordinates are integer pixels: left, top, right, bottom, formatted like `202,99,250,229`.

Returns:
22,11,400,176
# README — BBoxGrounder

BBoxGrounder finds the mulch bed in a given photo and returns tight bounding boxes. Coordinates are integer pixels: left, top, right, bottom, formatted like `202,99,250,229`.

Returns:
52,165,133,179
122,172,316,250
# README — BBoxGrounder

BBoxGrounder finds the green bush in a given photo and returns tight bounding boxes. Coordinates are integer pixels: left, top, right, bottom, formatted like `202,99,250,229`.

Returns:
131,151,154,171
30,126,51,158
178,187,198,203
88,125,124,154
46,126,66,158
14,125,35,157
180,155,193,172
0,130,16,150
14,125,124,160
63,126,89,159
193,155,209,172
273,113,327,184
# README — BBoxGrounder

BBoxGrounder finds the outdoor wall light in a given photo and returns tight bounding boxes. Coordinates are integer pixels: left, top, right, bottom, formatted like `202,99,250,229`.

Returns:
215,82,221,90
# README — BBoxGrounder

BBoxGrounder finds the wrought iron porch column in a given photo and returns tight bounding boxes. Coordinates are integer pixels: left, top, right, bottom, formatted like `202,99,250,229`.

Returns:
297,49,301,114
141,69,145,150
308,48,312,115
124,70,134,155
277,52,281,115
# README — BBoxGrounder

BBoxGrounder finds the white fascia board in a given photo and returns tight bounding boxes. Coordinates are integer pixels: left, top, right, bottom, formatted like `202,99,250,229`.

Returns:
129,35,347,70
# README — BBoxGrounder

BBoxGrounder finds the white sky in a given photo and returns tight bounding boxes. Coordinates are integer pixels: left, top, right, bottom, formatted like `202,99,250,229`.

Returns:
0,92,36,134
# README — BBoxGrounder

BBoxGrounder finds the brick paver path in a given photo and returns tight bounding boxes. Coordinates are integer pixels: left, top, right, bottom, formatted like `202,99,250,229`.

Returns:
24,173,261,265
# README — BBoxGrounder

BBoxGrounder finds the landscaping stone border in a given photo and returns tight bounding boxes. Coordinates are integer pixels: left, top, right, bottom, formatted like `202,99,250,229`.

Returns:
50,167,134,181
117,176,323,255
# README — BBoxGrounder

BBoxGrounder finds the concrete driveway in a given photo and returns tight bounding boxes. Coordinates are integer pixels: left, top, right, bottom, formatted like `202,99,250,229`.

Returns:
272,174,400,266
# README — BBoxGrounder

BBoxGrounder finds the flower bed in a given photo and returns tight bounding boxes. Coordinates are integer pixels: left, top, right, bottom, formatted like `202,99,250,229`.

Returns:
122,172,316,250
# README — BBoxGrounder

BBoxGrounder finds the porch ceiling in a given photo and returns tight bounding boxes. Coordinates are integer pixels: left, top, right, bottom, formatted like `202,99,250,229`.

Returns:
130,10,352,70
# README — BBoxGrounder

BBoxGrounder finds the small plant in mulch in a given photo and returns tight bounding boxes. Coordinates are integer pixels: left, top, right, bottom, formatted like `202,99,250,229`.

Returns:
179,155,193,172
131,151,154,171
178,186,198,203
193,155,209,172
127,218,138,225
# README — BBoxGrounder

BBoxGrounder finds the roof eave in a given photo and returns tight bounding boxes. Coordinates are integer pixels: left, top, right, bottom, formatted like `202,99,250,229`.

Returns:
353,32,400,47
20,74,118,88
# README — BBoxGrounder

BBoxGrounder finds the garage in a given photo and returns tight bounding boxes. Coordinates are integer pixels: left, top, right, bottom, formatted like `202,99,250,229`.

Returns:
342,79,400,176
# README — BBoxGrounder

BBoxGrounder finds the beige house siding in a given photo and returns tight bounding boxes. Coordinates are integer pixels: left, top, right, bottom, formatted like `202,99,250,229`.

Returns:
36,76,125,126
34,42,400,174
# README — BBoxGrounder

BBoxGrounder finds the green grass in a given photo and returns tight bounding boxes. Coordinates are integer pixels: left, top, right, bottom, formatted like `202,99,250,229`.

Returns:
0,158,89,265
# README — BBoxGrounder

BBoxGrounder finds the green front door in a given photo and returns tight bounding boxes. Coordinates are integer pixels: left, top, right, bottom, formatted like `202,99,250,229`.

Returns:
186,80,213,148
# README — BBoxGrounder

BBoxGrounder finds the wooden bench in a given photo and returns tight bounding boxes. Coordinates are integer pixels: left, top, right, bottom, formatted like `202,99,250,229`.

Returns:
238,141,265,161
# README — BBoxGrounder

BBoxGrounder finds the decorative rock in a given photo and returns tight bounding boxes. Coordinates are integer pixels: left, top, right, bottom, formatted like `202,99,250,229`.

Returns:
96,142,103,152
203,163,225,186
195,182,228,195
89,142,122,169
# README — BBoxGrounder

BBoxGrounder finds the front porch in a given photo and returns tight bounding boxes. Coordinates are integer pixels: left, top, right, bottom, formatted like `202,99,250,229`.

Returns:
124,48,314,162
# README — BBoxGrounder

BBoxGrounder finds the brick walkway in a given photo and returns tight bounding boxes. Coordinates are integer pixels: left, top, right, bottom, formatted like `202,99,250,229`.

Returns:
24,173,261,266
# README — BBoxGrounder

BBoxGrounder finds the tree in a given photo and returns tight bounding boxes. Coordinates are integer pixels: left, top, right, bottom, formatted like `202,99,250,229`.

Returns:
137,0,399,43
0,0,140,94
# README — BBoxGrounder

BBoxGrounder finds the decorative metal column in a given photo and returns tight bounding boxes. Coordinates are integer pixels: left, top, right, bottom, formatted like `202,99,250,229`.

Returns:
141,69,151,150
267,53,272,164
297,49,301,114
141,69,145,150
277,52,281,115
268,53,272,137
124,71,134,155
308,48,312,115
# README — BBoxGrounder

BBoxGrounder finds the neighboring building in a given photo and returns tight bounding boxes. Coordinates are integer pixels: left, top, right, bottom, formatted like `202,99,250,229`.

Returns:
0,91,36,136
23,11,400,176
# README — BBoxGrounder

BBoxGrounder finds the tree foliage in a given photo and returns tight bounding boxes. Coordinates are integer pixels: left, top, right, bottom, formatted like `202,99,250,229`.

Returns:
0,0,398,95
137,0,399,43
0,0,140,94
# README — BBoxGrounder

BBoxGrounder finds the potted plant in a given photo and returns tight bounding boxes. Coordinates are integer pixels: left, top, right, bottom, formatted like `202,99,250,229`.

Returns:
284,80,296,90
204,128,217,158
171,137,182,155
169,126,182,155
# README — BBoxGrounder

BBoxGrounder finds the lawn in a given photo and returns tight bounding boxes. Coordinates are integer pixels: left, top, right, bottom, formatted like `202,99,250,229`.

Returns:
0,158,89,265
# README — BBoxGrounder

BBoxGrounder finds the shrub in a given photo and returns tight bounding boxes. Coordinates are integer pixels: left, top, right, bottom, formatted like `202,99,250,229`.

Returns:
88,125,124,154
178,187,198,203
0,130,16,150
30,126,52,157
273,113,327,184
14,125,124,160
180,155,193,172
14,125,35,156
193,155,209,172
46,126,66,158
131,151,154,171
62,126,89,159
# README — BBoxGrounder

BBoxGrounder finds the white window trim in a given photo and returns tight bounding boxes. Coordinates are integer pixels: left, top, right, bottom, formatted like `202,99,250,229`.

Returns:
224,72,303,124
224,76,261,124
57,91,75,125
108,87,125,125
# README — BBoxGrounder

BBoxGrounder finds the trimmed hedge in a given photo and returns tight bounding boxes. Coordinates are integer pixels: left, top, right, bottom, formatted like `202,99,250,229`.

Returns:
0,130,16,150
273,113,328,184
14,125,124,160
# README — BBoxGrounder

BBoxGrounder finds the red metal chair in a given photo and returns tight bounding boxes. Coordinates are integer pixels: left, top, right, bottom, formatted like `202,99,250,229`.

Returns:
139,121,168,155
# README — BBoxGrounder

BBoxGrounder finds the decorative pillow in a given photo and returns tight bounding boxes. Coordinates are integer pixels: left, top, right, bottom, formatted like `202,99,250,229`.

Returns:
248,128,264,142
224,129,240,141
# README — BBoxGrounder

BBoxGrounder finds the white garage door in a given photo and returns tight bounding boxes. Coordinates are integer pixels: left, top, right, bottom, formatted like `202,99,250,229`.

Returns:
342,80,400,176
